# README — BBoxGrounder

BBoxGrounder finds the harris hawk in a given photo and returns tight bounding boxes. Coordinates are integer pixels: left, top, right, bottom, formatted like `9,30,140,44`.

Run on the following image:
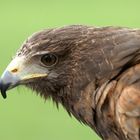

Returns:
0,25,140,140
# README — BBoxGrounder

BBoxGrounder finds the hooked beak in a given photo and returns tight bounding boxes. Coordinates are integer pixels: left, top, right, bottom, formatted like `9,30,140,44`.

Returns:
0,71,20,99
0,56,48,99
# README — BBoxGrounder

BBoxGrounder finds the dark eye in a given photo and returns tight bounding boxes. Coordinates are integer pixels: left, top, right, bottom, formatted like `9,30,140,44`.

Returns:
41,54,58,67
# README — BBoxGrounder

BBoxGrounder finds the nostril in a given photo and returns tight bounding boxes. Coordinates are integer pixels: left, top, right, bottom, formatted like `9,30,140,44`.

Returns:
11,68,18,73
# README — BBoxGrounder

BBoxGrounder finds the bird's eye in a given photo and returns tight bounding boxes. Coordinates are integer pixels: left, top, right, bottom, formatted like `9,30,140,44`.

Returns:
41,54,58,67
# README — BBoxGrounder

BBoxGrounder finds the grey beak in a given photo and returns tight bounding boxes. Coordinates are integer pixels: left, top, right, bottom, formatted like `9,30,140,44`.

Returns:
0,71,20,99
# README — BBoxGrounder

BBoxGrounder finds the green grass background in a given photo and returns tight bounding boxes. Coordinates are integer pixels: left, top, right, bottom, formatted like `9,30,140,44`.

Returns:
0,0,140,140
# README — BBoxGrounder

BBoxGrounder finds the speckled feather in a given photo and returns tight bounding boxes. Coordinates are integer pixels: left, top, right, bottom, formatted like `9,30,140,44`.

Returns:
17,25,140,140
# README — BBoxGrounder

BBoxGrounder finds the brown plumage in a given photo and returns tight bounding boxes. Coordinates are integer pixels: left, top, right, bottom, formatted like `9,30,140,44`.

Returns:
1,25,140,140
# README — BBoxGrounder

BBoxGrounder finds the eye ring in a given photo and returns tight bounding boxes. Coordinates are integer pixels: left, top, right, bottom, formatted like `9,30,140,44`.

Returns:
41,54,58,67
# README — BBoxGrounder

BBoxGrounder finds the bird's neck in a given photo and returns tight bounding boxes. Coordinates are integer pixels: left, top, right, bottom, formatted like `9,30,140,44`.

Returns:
54,80,97,128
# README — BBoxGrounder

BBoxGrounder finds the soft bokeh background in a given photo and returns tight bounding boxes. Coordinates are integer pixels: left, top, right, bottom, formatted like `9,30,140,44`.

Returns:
0,0,140,140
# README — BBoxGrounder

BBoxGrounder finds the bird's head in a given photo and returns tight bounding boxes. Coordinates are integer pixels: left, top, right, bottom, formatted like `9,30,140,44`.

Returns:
0,25,94,102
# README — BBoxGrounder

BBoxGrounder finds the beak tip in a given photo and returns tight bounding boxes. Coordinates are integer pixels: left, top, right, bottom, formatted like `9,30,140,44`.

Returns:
0,79,8,99
1,92,7,99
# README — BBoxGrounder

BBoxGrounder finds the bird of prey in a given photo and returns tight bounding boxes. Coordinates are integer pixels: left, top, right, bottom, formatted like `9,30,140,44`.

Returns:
0,25,140,140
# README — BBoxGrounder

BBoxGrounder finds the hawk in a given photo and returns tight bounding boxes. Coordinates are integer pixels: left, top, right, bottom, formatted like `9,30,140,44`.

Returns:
0,25,140,140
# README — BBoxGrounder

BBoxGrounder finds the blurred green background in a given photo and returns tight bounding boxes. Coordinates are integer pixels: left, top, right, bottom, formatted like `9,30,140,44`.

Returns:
0,0,140,140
